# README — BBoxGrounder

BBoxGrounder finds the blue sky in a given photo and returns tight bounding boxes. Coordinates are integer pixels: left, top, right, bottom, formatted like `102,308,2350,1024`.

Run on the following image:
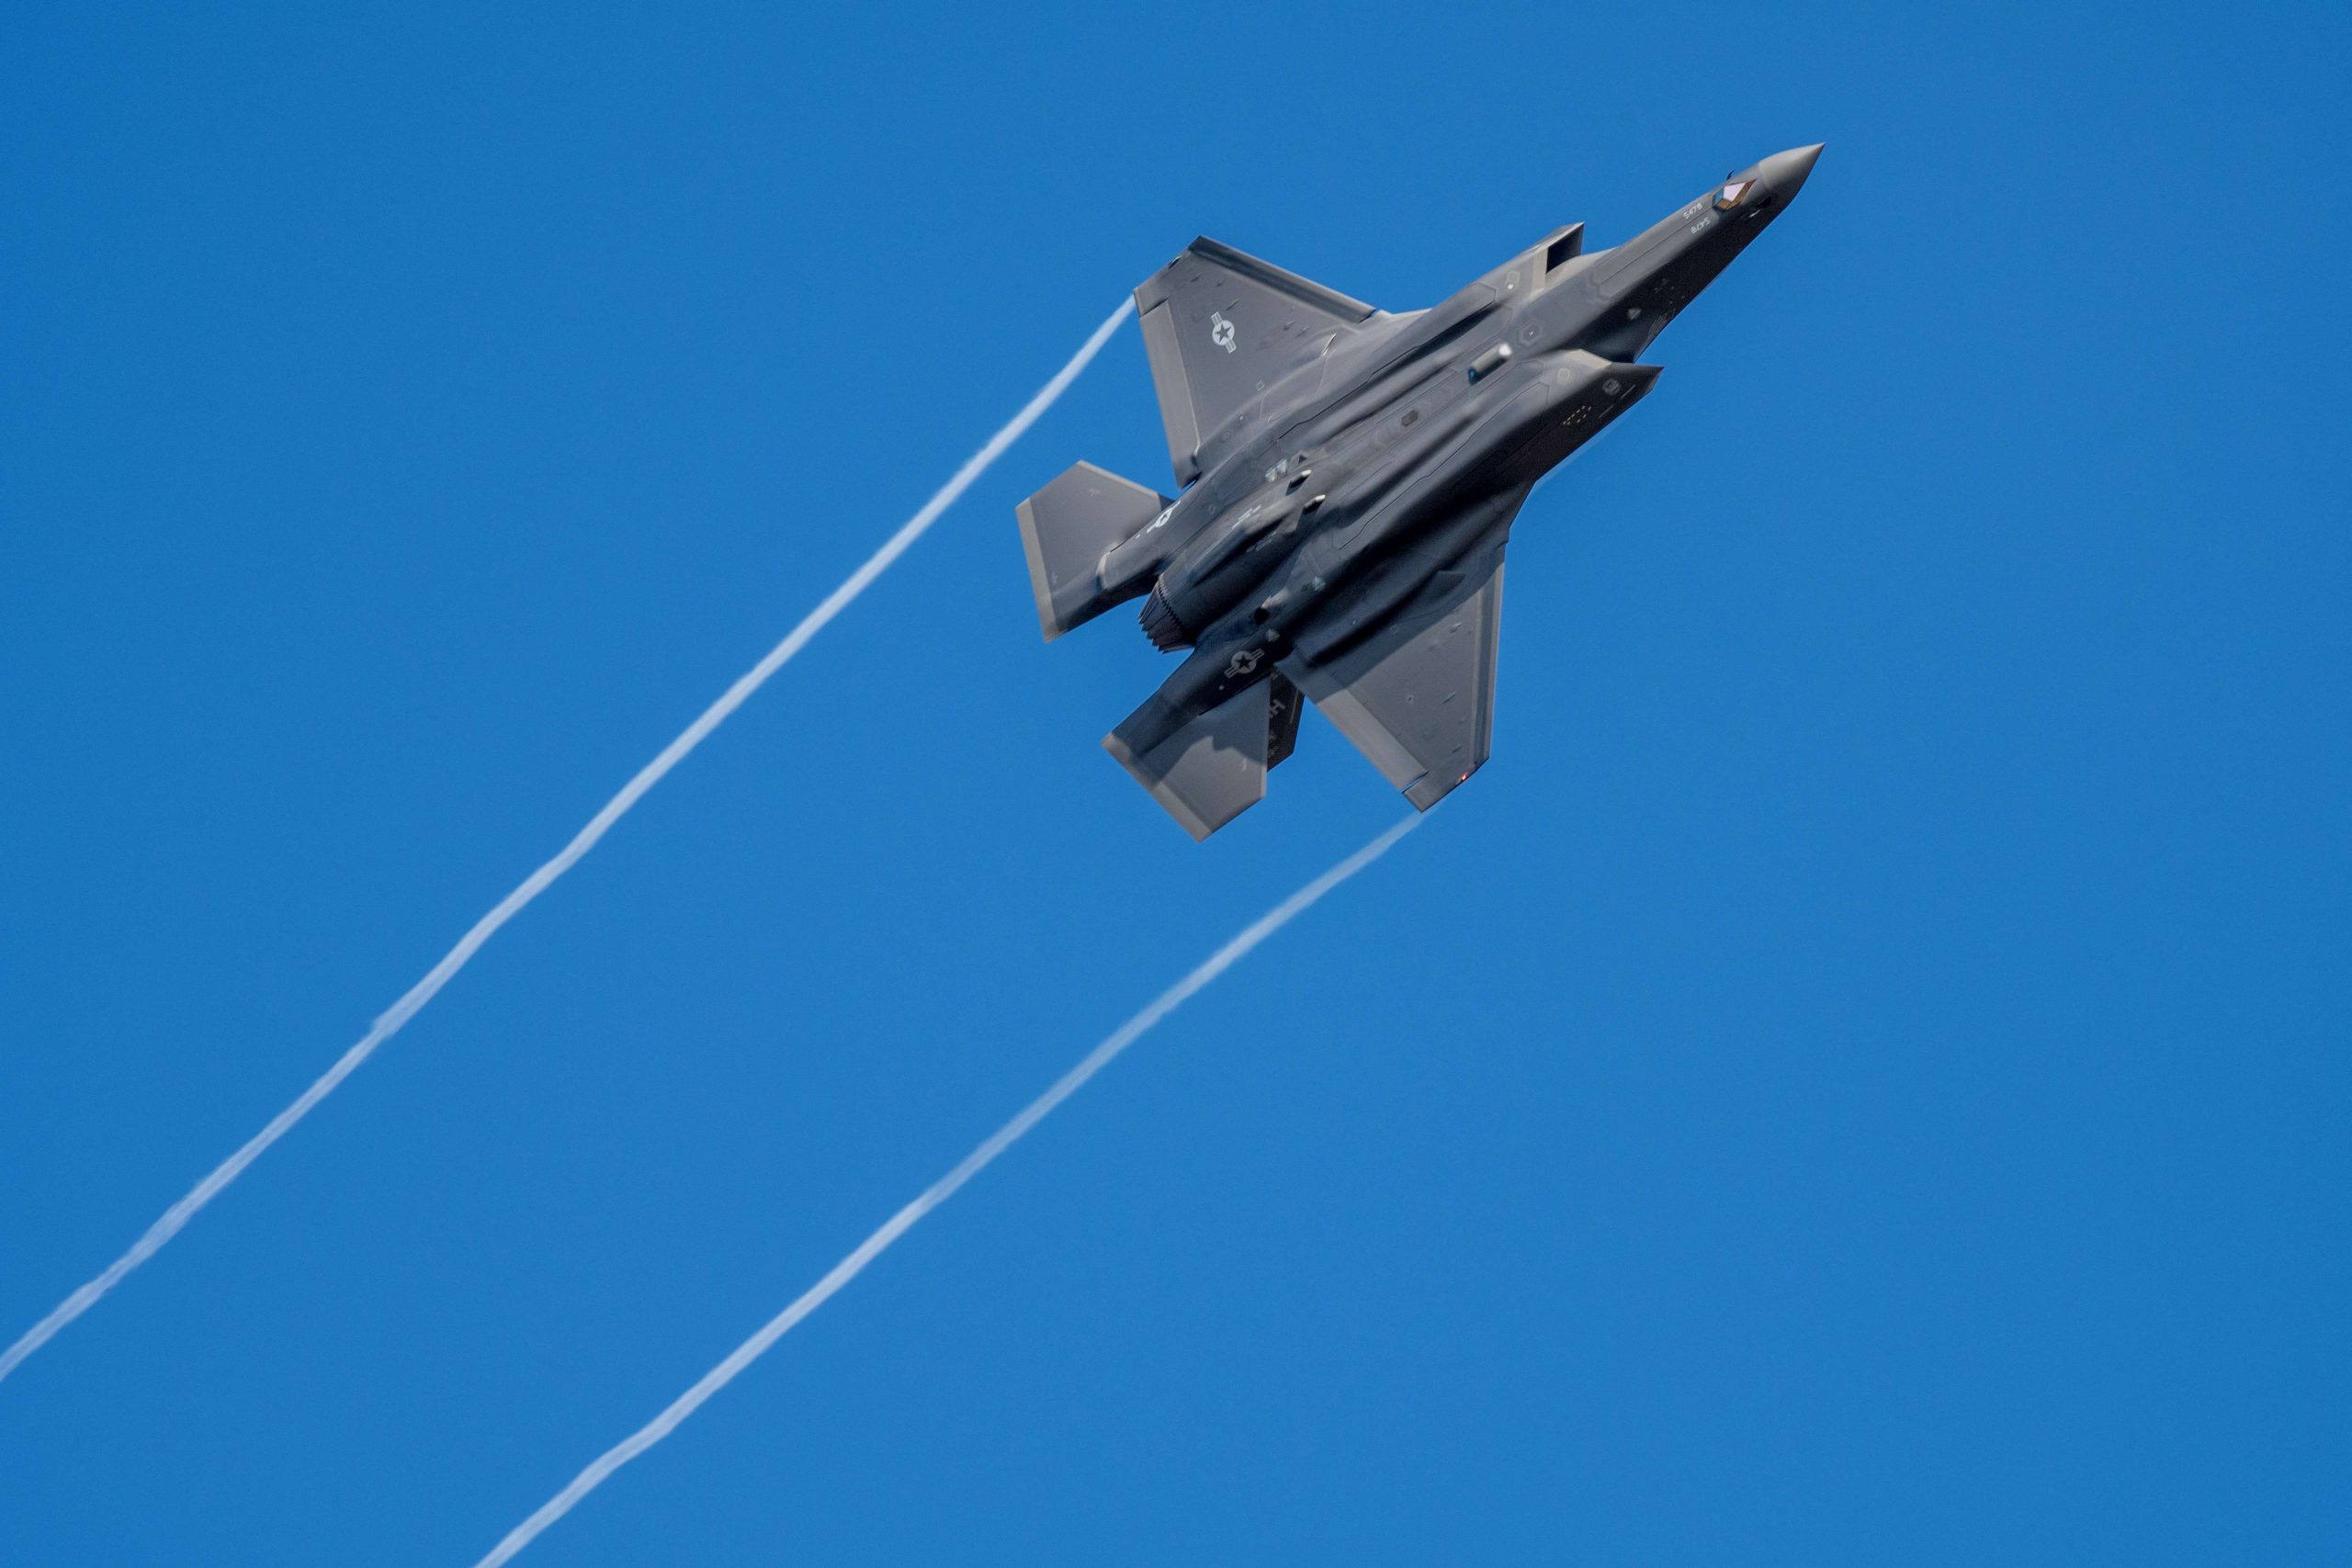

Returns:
5,2,2346,1562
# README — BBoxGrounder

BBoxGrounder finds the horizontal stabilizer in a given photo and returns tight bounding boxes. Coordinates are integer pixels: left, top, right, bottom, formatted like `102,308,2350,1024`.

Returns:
1103,682,1280,840
1016,462,1171,641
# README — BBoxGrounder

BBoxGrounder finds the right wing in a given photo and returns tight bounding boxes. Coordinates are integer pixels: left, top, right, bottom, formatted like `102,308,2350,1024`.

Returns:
1134,238,1384,487
1281,521,1515,811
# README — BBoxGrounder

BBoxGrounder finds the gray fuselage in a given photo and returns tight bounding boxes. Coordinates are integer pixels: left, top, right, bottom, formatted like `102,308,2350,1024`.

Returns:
1108,144,1821,760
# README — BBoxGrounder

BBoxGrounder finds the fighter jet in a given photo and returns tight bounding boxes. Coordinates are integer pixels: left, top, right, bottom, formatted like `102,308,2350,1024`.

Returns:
1017,145,1823,838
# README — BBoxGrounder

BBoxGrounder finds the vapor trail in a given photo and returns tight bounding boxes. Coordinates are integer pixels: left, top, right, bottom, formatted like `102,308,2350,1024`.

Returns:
469,814,1420,1567
0,299,1136,1389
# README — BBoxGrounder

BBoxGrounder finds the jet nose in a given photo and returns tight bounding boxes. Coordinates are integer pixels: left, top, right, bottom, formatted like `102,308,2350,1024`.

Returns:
1758,142,1825,198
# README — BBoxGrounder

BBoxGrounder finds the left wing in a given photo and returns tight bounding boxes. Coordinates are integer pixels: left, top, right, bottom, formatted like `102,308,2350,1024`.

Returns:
1134,238,1385,487
1280,525,1513,811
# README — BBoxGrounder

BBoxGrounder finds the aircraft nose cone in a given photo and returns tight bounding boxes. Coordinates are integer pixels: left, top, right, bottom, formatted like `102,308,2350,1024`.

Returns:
1760,142,1825,197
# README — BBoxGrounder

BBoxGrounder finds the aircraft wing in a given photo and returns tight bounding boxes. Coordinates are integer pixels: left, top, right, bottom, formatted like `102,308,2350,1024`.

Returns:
1134,238,1384,487
1280,518,1516,811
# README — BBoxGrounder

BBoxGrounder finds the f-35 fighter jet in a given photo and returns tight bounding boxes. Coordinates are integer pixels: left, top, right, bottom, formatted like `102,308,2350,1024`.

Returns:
1018,145,1823,838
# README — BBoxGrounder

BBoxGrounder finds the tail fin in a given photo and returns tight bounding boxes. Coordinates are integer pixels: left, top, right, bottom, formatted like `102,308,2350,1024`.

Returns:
1016,461,1170,641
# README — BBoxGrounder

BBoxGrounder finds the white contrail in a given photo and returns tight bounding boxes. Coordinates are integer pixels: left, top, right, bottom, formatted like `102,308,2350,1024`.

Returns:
469,814,1421,1568
0,299,1136,1389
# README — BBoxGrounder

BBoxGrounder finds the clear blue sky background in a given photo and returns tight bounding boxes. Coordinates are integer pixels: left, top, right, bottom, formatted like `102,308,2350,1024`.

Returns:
5,3,2346,1562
